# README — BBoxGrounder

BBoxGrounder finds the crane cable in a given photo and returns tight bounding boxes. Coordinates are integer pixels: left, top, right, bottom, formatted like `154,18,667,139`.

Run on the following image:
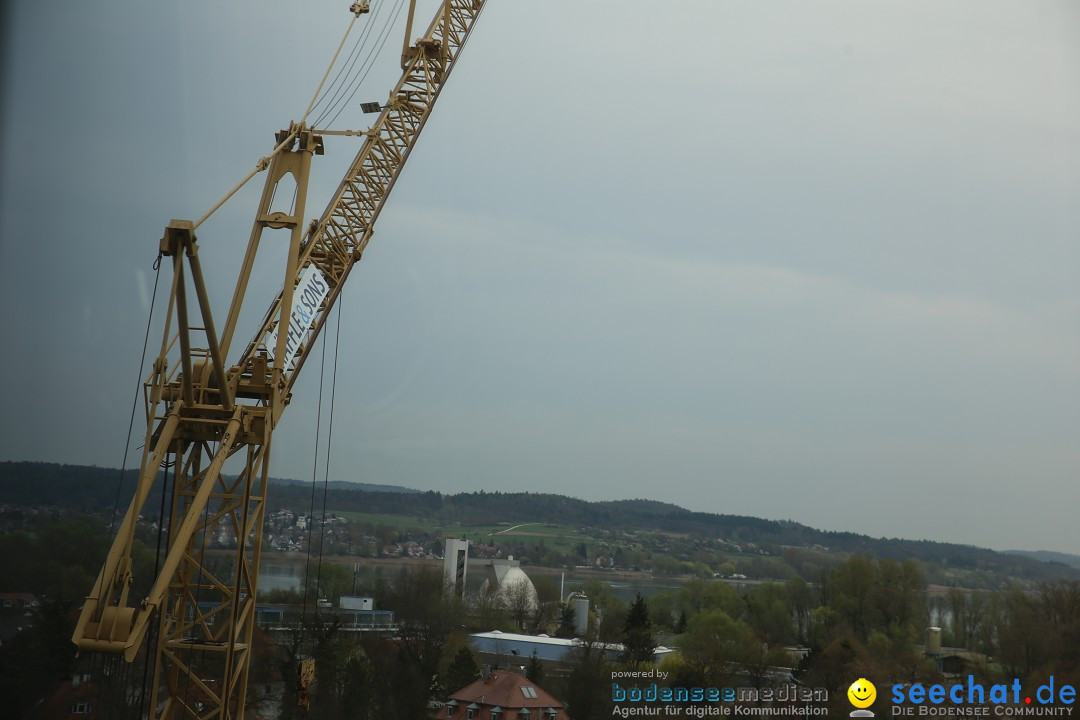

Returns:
317,0,409,130
97,252,165,716
191,8,361,231
314,292,345,628
108,254,164,538
312,0,403,128
306,0,387,125
300,10,363,126
300,312,329,654
321,0,492,130
297,289,344,679
137,451,174,720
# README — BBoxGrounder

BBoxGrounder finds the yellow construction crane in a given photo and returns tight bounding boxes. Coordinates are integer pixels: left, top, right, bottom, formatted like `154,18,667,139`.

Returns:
71,1,487,717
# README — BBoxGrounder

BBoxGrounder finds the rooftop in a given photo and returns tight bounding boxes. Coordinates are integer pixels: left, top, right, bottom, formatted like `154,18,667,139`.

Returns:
444,671,569,720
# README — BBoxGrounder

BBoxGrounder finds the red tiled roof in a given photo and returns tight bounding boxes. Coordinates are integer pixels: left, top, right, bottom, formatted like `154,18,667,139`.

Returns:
28,679,99,720
442,672,569,720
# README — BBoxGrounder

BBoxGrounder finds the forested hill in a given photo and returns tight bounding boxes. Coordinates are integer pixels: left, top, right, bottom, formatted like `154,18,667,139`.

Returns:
3,461,1077,584
287,489,1077,582
1006,549,1080,570
0,461,414,514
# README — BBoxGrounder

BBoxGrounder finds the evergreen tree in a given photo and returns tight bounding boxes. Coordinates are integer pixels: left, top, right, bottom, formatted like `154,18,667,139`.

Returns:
558,639,613,720
443,646,480,693
621,593,655,665
525,650,544,684
556,603,577,638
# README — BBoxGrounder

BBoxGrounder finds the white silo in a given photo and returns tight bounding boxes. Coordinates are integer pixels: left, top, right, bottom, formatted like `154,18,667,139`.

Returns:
926,626,942,654
572,594,590,636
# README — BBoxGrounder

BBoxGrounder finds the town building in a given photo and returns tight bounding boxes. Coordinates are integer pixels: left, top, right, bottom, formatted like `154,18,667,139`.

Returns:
438,669,570,720
469,630,674,667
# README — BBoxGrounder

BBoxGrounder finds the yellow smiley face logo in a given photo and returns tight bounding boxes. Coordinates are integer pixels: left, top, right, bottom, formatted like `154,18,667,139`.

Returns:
848,678,876,709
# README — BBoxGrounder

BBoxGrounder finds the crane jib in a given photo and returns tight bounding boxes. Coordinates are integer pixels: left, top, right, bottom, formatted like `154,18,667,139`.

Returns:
266,264,330,373
72,2,490,718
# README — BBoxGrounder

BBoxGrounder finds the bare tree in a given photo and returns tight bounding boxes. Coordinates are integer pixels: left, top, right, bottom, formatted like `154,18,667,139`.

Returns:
503,578,538,631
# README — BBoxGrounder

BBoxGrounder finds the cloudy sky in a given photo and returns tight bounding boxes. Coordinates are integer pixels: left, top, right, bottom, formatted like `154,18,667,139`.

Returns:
2,0,1078,554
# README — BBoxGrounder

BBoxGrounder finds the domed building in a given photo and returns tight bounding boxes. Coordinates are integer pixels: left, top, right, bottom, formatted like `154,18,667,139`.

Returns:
481,564,539,612
443,538,539,611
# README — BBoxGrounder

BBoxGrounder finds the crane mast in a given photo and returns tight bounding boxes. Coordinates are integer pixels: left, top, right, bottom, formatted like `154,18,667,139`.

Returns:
71,2,486,718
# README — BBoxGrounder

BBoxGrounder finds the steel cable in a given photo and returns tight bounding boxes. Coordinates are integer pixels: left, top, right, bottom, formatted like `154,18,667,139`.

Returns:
308,0,386,124
317,0,408,129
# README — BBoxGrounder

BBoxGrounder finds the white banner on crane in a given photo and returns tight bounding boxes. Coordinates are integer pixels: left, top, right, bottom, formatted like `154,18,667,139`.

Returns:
265,264,330,373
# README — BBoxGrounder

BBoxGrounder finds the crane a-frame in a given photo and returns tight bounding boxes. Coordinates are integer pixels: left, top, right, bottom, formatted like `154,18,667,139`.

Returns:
71,1,486,717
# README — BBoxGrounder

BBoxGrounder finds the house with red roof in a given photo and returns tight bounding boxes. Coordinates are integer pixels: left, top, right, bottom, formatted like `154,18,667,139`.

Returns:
438,670,570,720
27,677,99,720
0,591,40,609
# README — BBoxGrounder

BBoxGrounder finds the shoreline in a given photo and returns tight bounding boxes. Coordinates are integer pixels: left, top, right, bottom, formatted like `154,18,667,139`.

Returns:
218,550,674,582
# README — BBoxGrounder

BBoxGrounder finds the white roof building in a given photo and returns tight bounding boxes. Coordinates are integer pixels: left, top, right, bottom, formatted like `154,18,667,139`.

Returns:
469,630,674,665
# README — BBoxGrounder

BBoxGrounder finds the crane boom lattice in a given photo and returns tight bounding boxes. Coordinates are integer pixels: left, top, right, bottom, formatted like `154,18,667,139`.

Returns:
72,2,487,718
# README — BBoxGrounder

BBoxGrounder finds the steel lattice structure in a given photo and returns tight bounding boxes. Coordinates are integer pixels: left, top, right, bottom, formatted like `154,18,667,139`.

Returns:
72,2,487,718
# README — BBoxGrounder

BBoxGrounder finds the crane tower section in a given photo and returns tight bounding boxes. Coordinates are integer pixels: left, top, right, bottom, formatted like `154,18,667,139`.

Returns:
72,2,487,718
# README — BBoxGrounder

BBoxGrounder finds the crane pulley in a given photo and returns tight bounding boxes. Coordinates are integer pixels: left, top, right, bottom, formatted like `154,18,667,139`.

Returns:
72,2,487,718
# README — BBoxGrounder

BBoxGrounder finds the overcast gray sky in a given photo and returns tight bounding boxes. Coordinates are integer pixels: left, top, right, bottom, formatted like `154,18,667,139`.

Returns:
2,0,1078,554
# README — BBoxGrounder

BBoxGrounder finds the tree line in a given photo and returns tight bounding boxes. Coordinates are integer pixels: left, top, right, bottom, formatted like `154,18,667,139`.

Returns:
2,507,1080,719
4,461,1077,588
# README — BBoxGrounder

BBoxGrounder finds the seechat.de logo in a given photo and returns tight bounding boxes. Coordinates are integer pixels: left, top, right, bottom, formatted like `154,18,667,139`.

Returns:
849,678,877,717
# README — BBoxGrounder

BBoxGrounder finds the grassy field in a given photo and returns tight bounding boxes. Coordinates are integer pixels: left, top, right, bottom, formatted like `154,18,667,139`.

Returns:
331,510,446,533
329,512,590,553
